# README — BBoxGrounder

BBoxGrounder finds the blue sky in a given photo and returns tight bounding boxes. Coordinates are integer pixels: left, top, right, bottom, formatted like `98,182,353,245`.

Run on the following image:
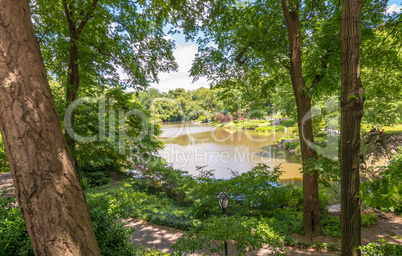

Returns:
150,1,402,92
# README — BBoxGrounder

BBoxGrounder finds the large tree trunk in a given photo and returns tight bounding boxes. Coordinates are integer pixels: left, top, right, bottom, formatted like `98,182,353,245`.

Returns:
339,0,364,255
281,0,322,238
0,1,101,255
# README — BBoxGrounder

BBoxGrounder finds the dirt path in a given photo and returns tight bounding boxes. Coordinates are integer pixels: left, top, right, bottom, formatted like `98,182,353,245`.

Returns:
0,172,14,197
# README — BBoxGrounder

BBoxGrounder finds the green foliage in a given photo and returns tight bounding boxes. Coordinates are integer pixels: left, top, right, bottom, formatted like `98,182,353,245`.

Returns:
186,164,303,218
304,157,340,188
321,215,340,238
86,181,199,230
361,148,402,212
32,0,177,91
255,125,285,133
171,216,285,255
0,190,34,256
0,137,10,173
360,239,402,256
49,82,163,170
361,213,378,228
284,142,299,150
90,207,137,256
78,165,114,190
0,188,169,256
280,119,296,127
138,162,194,200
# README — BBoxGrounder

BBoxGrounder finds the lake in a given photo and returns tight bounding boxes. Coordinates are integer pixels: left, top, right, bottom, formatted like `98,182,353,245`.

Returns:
158,122,303,184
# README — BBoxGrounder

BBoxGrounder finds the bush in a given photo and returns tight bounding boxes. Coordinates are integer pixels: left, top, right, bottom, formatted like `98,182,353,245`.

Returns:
255,125,285,133
361,148,402,213
0,135,11,173
86,182,198,231
211,113,224,122
0,190,34,256
186,164,303,218
171,216,285,255
284,142,299,150
0,188,167,256
321,215,340,238
361,213,378,227
91,208,138,256
78,165,114,190
280,119,296,127
196,115,209,123
140,162,194,200
360,239,402,256
290,125,299,135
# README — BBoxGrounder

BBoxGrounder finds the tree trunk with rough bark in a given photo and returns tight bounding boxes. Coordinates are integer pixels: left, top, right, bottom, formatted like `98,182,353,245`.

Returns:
281,0,322,239
0,1,101,255
339,0,364,255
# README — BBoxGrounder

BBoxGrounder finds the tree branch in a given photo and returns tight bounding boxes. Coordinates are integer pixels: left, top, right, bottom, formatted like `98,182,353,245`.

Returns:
63,0,75,36
381,20,402,44
74,0,99,38
88,42,113,58
309,48,333,89
234,45,251,65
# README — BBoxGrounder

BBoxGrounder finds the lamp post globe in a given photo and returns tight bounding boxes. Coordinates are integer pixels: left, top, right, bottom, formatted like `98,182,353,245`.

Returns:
217,192,229,215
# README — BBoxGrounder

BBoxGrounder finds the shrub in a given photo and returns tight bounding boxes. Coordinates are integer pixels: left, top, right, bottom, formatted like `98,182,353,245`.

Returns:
91,208,138,256
87,182,198,231
140,162,194,200
171,216,285,255
361,148,402,213
0,188,168,256
321,215,340,238
197,115,209,123
280,119,296,127
0,190,34,256
360,239,402,256
361,213,378,227
186,164,303,218
0,136,11,173
284,142,299,150
211,113,224,122
220,115,233,123
290,125,299,135
255,125,285,133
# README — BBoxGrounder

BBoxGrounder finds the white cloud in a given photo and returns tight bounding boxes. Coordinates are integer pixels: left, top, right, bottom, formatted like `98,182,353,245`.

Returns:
387,4,402,14
150,44,210,92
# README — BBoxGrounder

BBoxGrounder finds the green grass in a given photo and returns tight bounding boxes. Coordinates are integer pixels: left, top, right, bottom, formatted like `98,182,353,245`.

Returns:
384,124,402,133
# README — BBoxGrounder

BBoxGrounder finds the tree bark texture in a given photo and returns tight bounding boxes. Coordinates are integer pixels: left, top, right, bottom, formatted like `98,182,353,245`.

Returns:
281,0,322,238
339,0,364,255
0,1,101,255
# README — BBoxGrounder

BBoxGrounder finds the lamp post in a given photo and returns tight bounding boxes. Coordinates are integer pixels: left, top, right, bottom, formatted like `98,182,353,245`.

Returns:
217,192,229,255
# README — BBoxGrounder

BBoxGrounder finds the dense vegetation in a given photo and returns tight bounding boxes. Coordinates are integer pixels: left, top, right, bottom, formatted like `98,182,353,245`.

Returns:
0,0,401,255
4,152,402,255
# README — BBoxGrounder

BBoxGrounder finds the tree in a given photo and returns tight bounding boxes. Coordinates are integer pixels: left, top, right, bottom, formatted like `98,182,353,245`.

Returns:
0,0,100,254
184,0,331,238
280,0,321,237
31,0,178,155
339,0,364,255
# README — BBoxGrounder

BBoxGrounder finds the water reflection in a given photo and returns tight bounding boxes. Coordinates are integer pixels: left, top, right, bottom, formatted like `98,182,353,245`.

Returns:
158,123,303,183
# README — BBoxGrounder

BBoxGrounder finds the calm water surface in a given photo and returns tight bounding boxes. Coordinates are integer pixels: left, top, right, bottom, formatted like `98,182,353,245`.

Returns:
158,123,303,183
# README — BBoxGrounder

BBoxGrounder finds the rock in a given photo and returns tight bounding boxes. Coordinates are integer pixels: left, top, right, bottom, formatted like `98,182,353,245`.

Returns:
362,132,401,174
